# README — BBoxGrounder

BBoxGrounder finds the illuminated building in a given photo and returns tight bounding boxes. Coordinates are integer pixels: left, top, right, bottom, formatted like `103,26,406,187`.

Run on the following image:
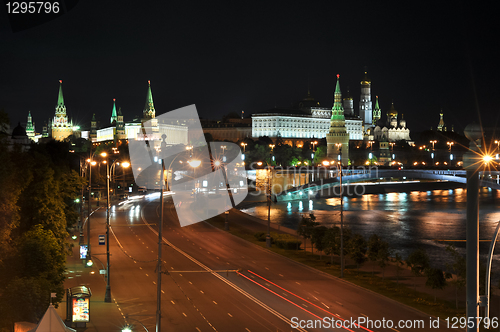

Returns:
326,74,349,164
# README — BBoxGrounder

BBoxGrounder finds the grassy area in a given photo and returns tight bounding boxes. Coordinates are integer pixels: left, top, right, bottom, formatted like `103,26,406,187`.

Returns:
206,215,464,321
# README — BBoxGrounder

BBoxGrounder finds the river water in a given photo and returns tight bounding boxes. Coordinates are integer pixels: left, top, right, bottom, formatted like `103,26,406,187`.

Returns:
241,187,500,282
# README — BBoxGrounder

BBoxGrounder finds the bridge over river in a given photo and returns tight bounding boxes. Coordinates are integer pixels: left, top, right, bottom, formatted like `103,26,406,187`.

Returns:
248,168,500,201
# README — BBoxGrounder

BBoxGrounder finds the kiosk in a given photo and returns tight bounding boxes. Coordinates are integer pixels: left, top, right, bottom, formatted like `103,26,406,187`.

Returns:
66,286,91,328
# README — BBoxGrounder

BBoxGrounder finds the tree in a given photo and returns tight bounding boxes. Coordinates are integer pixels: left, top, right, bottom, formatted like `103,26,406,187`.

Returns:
297,213,318,253
367,234,382,275
406,248,430,290
311,226,328,259
393,253,404,285
377,240,391,279
322,226,339,264
347,233,367,273
445,245,466,309
313,146,326,165
425,268,449,302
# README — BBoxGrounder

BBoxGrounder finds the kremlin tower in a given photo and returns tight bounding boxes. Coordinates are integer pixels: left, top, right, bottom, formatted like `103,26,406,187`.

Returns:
326,75,350,165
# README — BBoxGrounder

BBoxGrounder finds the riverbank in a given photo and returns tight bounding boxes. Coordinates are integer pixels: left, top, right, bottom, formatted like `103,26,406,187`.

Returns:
238,180,466,209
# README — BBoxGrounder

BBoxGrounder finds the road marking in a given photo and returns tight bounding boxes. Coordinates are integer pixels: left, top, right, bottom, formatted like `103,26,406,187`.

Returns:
134,261,136,264
140,210,307,332
151,250,154,253
146,246,148,249
265,267,269,270
245,328,251,332
183,312,187,317
189,281,192,285
391,328,400,332
360,313,368,317
279,274,283,277
153,281,156,285
228,313,232,317
335,301,343,306
179,273,183,277
313,296,318,301
145,274,149,277
303,304,308,307
161,290,164,294
226,262,230,265
200,290,204,294
314,291,319,294
241,256,245,258
296,282,301,285
216,257,219,259
252,261,256,263
321,302,329,309
171,300,175,305
213,301,217,305
207,252,210,254
138,266,142,269
171,267,174,270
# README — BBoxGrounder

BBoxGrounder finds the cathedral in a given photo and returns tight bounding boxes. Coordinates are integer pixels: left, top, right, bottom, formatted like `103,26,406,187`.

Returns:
371,101,412,142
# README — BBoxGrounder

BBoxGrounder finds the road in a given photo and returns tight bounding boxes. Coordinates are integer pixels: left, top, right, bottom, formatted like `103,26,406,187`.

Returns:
83,193,460,331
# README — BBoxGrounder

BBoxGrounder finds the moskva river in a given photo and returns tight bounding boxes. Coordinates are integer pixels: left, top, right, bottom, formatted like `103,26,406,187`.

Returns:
242,187,500,280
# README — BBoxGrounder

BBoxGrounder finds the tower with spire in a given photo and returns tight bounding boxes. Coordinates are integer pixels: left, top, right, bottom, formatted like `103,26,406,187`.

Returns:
26,111,35,141
437,110,446,131
372,96,381,125
359,71,373,129
116,107,125,139
143,80,155,120
50,80,73,141
387,102,398,128
326,74,350,165
110,98,117,124
90,113,97,142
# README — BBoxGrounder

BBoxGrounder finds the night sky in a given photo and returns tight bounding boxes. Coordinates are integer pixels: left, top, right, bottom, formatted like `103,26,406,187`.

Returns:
1,1,498,134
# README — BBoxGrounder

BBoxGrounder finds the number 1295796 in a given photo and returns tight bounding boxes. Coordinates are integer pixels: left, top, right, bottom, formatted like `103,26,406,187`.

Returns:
6,2,60,14
445,316,498,329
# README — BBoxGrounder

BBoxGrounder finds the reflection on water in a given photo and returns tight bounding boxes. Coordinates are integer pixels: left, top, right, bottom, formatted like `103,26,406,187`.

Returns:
242,187,500,280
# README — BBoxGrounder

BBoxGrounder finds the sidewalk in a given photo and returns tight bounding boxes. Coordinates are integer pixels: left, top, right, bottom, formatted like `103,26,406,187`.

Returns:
57,212,126,331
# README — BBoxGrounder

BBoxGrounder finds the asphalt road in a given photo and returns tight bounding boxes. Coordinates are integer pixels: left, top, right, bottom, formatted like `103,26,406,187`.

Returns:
87,193,461,332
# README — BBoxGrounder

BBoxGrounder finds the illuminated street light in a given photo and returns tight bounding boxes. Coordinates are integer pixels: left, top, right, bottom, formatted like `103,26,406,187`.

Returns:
188,159,201,168
240,142,247,152
429,140,437,150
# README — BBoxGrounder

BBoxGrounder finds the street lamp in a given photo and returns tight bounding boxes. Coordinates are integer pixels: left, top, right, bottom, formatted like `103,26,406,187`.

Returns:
335,143,342,164
240,142,247,152
336,145,345,278
447,142,454,163
100,152,129,303
266,164,273,248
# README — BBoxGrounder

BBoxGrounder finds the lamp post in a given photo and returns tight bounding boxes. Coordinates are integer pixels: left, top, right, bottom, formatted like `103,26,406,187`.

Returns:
337,145,344,278
240,142,247,153
335,143,342,164
447,142,454,163
100,152,112,303
85,155,97,267
463,123,485,332
266,163,273,248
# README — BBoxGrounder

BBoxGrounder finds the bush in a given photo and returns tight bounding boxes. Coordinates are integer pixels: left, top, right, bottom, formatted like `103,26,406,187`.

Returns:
254,232,267,242
272,232,302,250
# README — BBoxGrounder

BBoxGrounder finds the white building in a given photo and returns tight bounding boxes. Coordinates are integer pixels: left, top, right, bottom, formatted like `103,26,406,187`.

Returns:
251,106,363,141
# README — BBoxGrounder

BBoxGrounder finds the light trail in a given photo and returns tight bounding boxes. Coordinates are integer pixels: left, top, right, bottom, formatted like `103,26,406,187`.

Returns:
237,271,358,332
247,270,374,332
